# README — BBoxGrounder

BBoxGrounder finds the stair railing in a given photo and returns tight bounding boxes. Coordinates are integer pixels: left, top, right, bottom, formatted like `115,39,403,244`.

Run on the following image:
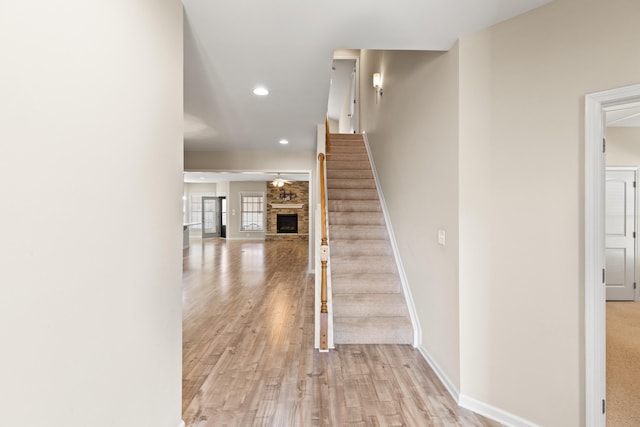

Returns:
318,149,329,351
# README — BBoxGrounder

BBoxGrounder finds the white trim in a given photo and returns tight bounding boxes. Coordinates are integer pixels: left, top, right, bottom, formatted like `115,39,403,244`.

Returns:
270,203,304,209
419,344,540,427
362,133,422,347
417,346,459,403
459,395,541,427
585,83,640,427
179,421,185,427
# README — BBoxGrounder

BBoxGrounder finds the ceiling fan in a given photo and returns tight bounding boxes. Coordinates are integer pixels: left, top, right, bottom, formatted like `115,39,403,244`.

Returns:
270,173,291,187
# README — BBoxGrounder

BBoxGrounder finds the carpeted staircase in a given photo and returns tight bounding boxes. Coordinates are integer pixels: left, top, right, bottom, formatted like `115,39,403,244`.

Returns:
327,133,413,344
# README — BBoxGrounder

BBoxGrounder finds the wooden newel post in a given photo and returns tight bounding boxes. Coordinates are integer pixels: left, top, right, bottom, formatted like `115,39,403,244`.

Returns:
318,152,329,350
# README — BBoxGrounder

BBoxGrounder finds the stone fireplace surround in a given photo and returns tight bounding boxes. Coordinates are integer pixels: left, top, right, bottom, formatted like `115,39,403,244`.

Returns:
265,181,308,241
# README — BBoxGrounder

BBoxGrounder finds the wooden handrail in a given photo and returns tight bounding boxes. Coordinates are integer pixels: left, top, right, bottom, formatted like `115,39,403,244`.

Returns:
318,152,329,350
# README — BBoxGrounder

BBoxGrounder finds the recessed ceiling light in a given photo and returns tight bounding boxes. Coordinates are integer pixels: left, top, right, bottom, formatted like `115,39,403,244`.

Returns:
279,139,289,145
253,87,269,96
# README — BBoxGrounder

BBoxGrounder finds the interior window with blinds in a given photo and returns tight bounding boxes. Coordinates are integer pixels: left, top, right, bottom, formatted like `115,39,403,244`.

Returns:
240,193,264,231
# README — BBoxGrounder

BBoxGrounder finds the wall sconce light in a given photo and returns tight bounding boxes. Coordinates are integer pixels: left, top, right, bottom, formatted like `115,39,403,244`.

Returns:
373,72,383,103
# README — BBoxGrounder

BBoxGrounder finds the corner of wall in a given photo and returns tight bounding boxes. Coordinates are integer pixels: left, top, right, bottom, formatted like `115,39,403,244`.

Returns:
458,395,542,427
417,346,460,403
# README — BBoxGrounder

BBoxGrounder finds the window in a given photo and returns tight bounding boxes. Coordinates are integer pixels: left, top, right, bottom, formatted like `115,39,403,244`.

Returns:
190,195,202,229
240,193,264,231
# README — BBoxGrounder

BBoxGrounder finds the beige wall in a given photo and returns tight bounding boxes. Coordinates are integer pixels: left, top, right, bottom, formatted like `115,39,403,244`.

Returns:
606,127,640,166
359,48,461,390
184,150,315,172
227,181,268,239
0,1,183,426
457,0,640,425
358,0,640,425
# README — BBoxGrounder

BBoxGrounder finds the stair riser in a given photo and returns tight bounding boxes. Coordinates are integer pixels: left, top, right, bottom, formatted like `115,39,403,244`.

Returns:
331,280,402,294
327,161,371,170
331,243,392,256
329,213,385,226
330,228,388,240
331,261,396,275
328,189,378,200
327,154,369,162
328,201,381,212
333,319,413,345
327,179,376,190
329,148,367,155
333,301,407,318
327,170,374,180
333,330,413,345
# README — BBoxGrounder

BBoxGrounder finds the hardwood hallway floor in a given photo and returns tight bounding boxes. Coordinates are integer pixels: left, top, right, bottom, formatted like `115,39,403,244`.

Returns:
182,238,500,427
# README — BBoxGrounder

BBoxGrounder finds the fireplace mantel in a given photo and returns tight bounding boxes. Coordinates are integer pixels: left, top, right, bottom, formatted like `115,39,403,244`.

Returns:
270,203,304,209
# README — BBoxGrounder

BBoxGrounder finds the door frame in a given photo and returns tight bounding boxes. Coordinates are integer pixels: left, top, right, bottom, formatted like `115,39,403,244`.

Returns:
333,52,360,133
585,83,640,426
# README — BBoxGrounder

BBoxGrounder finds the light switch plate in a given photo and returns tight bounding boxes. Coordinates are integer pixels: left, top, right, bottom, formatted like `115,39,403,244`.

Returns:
438,229,446,246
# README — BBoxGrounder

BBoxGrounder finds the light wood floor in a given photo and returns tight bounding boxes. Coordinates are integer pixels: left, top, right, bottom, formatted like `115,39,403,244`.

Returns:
182,238,501,426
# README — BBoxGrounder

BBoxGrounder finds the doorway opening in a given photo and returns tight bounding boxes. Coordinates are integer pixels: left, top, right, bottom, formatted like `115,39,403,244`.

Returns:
585,83,640,426
202,196,226,238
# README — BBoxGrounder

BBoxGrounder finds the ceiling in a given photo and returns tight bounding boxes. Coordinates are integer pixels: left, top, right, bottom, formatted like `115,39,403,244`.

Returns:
182,0,552,152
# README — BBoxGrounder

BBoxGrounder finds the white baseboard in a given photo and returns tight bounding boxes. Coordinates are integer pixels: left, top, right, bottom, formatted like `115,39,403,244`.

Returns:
417,346,460,403
458,394,541,427
417,347,539,427
179,420,185,427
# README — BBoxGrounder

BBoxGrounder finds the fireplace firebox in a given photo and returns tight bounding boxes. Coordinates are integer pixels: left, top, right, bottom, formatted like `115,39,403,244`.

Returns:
277,214,298,234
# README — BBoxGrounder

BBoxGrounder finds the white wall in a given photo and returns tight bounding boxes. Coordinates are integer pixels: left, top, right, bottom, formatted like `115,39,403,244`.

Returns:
359,48,461,390
606,127,640,166
0,2,183,427
457,0,640,425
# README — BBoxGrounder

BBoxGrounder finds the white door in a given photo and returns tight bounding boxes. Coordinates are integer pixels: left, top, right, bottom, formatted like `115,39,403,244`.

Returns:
605,169,636,301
